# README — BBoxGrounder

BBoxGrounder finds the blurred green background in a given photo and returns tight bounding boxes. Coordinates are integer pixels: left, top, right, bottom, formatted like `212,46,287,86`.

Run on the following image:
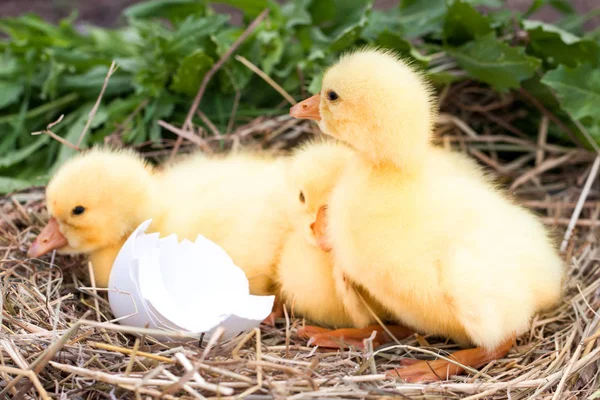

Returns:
0,0,598,193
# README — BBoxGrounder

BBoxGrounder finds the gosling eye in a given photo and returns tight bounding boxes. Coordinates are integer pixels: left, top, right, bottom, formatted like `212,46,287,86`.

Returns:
299,191,305,204
72,206,85,216
327,90,339,102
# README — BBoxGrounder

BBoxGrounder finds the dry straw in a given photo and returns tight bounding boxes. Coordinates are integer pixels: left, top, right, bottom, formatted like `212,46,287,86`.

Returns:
2,9,600,399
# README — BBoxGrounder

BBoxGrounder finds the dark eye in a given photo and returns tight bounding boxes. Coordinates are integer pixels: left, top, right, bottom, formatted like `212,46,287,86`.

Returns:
327,90,339,101
299,191,305,203
72,206,85,215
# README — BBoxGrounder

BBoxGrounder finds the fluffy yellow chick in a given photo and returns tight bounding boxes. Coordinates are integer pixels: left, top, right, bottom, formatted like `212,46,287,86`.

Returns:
284,139,354,247
290,48,564,381
276,139,361,328
29,147,291,292
29,148,156,288
274,139,412,348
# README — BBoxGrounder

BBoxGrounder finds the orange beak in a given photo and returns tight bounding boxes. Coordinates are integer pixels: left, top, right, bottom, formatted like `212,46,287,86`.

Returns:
28,217,68,258
310,206,332,252
290,94,321,121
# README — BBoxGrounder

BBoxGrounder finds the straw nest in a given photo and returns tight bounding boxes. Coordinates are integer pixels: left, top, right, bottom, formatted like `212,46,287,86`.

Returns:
2,81,600,400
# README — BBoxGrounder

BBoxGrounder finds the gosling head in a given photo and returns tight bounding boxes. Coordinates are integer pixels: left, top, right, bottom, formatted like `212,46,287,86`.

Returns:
286,139,353,248
28,147,155,258
291,48,437,170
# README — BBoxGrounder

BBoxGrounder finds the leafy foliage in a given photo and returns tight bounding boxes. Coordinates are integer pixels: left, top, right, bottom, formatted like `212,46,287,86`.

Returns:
541,64,600,127
0,0,598,193
448,33,542,92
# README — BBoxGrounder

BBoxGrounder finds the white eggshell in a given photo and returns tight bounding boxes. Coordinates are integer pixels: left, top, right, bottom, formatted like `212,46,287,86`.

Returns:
107,219,275,341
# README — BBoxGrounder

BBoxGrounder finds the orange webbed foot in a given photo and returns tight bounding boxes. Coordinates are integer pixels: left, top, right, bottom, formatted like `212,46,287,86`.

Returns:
299,324,414,350
297,325,331,338
385,337,515,382
262,297,284,326
386,358,463,382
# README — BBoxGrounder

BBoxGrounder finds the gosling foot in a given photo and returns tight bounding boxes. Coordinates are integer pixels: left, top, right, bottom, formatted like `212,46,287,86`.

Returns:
385,337,515,382
261,297,284,327
299,324,414,349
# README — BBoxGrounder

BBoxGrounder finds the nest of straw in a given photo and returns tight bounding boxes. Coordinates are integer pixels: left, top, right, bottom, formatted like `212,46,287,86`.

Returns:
2,79,600,400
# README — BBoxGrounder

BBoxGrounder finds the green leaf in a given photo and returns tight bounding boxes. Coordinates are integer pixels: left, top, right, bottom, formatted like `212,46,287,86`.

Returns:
89,27,139,56
523,20,600,67
361,9,401,41
374,31,430,64
0,15,78,48
0,55,19,78
168,14,229,57
257,30,283,75
0,176,47,194
427,71,464,85
0,81,23,109
558,8,600,35
588,123,600,144
0,135,48,168
296,26,330,51
548,0,575,14
524,20,580,44
525,0,546,16
376,30,412,53
463,0,502,6
0,93,78,125
526,0,575,16
40,59,67,101
397,0,447,39
443,0,492,45
211,28,254,92
329,1,372,52
211,0,270,19
487,9,515,30
60,66,133,98
448,33,541,92
145,93,176,142
331,0,372,29
220,61,252,92
281,0,312,29
541,64,600,121
124,0,206,21
49,47,112,71
309,0,336,26
170,50,214,96
522,76,561,110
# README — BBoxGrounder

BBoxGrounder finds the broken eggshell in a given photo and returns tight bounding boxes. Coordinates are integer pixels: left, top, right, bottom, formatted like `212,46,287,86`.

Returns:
108,219,275,341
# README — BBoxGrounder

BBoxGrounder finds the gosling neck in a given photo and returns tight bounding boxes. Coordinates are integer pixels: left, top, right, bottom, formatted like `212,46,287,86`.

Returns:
88,180,159,288
87,201,155,288
362,124,433,174
89,244,123,288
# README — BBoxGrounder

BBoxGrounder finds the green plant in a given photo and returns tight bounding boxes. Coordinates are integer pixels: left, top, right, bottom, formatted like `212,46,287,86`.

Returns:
0,0,598,193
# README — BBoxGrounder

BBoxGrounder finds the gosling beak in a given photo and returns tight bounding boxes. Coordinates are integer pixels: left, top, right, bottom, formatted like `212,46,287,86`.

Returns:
310,206,332,252
290,94,321,121
28,217,68,258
